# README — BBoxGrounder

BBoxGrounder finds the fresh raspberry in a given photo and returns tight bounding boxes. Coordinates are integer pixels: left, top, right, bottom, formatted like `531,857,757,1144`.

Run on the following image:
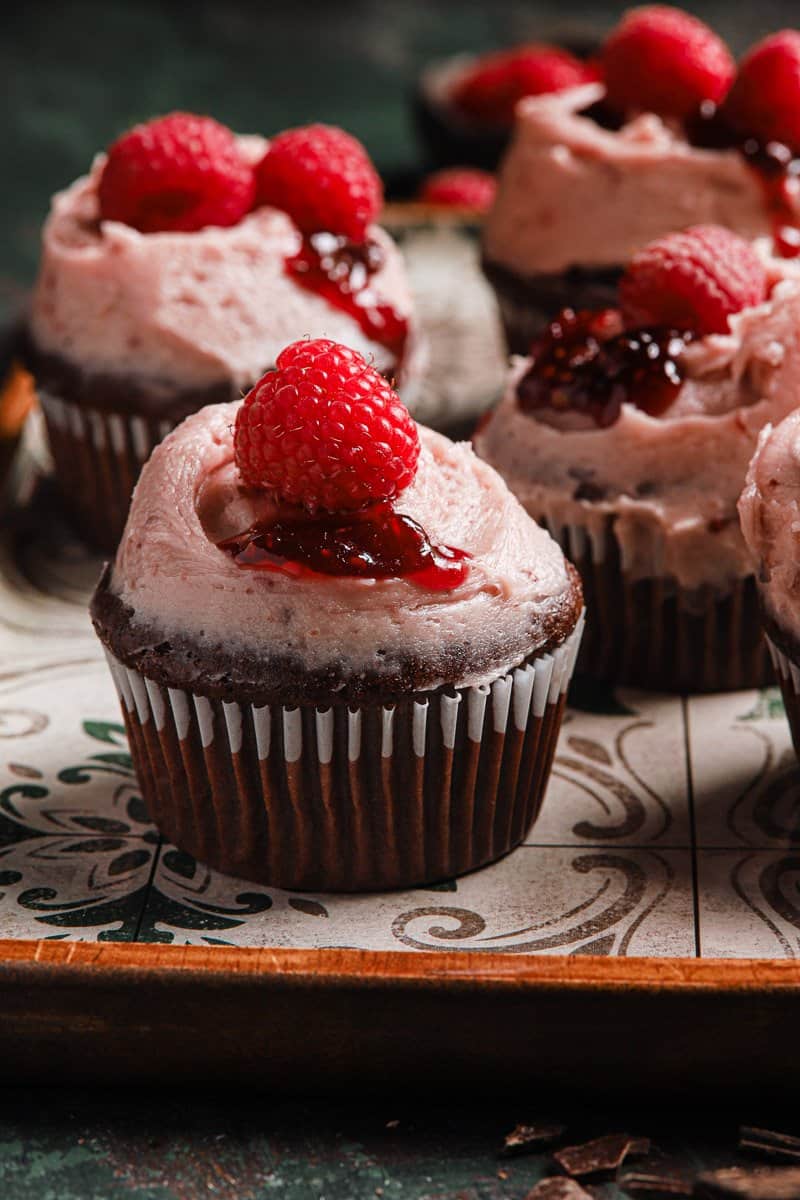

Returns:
451,45,597,126
255,125,382,243
234,339,420,512
724,31,800,150
601,7,734,121
98,112,255,234
619,225,768,336
419,168,496,211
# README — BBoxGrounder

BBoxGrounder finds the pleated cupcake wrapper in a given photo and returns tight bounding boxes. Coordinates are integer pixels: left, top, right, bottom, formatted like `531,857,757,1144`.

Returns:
40,390,174,552
765,636,800,760
102,613,583,892
537,512,771,693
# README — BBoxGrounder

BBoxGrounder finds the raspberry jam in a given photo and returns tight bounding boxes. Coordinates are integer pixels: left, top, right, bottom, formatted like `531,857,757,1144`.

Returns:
688,106,800,258
286,232,409,362
218,502,470,591
517,308,693,427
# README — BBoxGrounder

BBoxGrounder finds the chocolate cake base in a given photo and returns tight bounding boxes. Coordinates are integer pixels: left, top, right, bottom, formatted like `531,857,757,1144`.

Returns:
482,258,624,354
542,517,771,693
763,625,800,760
103,619,583,891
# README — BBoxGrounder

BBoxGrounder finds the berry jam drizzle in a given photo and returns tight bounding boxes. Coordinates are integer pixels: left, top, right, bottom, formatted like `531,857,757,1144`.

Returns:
218,502,470,592
517,308,693,428
688,105,800,257
286,232,409,362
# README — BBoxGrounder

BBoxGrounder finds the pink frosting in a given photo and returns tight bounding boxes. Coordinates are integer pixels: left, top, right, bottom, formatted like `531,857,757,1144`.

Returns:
30,140,418,391
475,253,800,592
483,84,792,275
111,405,577,687
739,412,800,640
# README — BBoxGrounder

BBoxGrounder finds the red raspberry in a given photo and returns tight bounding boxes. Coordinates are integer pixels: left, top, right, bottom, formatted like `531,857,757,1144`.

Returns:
452,45,597,126
601,6,734,121
98,112,255,234
724,31,800,150
255,125,382,243
419,168,496,211
234,339,420,512
619,225,768,336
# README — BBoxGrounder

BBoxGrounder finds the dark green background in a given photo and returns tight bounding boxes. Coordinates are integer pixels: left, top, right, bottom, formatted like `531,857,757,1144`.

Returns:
4,2,800,1193
3,0,800,323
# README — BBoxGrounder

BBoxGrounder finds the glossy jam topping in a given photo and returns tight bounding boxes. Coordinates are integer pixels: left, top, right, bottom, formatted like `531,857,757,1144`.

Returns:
286,232,409,362
218,501,470,591
517,307,693,427
687,104,800,257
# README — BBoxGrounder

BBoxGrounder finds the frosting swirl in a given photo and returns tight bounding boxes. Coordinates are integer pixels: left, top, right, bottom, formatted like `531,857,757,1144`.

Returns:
104,403,581,699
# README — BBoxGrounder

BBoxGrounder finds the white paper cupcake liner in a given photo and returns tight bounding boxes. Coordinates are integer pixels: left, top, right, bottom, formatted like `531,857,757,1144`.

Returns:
39,389,176,551
101,613,584,892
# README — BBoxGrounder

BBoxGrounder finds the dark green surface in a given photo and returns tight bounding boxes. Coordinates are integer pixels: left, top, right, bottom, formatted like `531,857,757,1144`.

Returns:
0,1091,771,1200
3,0,800,321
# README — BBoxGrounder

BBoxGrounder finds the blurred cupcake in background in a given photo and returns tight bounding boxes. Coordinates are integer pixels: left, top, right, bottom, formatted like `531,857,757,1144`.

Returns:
739,412,800,756
476,224,800,692
482,8,800,351
91,338,583,891
414,37,598,171
24,114,422,551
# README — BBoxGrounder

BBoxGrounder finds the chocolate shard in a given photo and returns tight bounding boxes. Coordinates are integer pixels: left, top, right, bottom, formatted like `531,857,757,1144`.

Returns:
620,1168,695,1198
524,1178,595,1200
554,1134,651,1178
695,1167,800,1200
502,1122,568,1158
740,1129,800,1165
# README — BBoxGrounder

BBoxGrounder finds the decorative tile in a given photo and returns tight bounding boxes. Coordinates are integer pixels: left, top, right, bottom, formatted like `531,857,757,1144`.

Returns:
687,688,799,848
533,683,690,847
0,658,156,941
697,850,800,959
143,843,695,957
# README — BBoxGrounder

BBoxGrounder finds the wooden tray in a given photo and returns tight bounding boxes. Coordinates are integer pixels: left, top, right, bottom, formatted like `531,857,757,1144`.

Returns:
2,221,800,1091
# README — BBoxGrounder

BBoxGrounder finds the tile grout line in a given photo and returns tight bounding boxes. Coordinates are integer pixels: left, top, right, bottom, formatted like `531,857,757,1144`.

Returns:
131,835,164,943
681,696,702,958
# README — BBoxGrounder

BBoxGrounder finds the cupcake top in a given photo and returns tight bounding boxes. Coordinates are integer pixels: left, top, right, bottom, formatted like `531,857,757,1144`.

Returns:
475,227,800,591
739,411,800,647
28,115,416,414
483,13,800,278
92,339,581,705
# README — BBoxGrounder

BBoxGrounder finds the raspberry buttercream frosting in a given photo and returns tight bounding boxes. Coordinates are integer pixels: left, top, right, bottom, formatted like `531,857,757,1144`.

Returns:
476,249,800,592
739,411,800,643
94,404,581,704
483,84,796,277
29,141,416,392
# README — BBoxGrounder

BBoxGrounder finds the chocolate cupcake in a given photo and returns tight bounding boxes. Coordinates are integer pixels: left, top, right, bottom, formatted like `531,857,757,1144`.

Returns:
91,339,583,891
414,41,597,172
475,225,800,693
482,11,800,352
25,116,422,552
739,411,800,755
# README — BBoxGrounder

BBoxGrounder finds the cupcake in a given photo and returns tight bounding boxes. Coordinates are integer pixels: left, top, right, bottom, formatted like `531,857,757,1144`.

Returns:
475,224,800,693
90,338,583,891
482,9,800,352
414,40,598,171
24,115,421,551
739,412,800,754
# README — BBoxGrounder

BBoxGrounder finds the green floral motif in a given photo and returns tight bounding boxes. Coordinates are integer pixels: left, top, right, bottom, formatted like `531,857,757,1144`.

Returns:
739,688,786,722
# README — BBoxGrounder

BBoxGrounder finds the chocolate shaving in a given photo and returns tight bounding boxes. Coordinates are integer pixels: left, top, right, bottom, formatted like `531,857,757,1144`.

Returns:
502,1122,568,1158
695,1167,800,1200
555,1134,651,1178
525,1179,595,1200
740,1130,800,1165
620,1169,695,1198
